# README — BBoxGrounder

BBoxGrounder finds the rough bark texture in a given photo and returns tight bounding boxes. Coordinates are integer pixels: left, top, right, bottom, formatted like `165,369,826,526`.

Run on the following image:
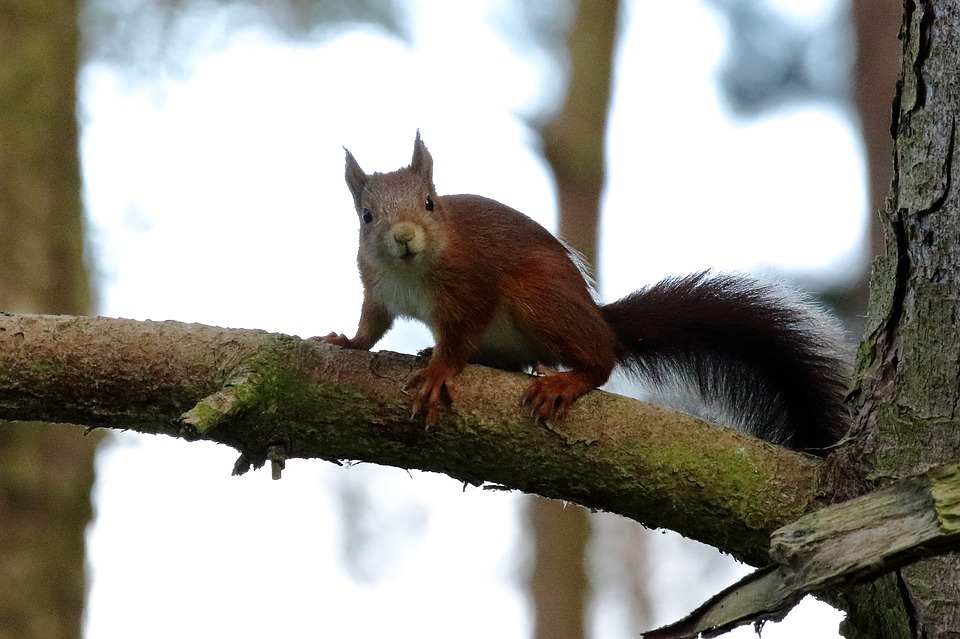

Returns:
840,0,960,636
0,313,825,569
0,3,97,638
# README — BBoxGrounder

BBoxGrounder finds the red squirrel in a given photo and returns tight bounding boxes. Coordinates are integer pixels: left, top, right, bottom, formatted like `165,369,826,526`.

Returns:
319,133,850,452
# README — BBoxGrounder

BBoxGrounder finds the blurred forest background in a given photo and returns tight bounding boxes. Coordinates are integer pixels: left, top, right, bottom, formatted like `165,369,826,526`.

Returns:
0,0,899,637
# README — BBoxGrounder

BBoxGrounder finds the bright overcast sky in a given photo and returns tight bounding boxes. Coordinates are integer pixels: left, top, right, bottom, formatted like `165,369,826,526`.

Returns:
80,1,857,637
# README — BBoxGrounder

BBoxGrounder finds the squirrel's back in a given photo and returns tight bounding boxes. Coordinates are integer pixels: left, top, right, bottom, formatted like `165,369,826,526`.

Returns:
438,195,575,261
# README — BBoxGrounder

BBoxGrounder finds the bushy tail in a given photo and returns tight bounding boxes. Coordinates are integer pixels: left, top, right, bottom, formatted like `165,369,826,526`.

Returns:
601,272,850,452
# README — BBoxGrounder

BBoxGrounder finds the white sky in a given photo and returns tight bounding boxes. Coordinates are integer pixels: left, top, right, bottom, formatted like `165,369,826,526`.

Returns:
80,1,858,637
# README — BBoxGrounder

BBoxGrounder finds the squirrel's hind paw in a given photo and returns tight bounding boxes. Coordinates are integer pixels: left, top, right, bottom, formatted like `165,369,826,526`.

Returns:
312,332,355,348
522,371,601,421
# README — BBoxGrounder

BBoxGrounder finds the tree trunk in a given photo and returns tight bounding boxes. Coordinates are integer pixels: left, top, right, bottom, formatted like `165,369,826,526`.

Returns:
841,0,960,635
0,3,98,638
527,2,621,637
852,0,901,262
832,0,902,328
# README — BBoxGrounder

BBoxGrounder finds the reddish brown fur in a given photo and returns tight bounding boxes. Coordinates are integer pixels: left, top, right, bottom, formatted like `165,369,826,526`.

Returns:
434,195,620,419
321,133,618,423
317,134,850,451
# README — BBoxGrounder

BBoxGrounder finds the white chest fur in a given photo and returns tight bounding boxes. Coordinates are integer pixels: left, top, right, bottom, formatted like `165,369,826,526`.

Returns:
373,268,435,325
372,270,546,370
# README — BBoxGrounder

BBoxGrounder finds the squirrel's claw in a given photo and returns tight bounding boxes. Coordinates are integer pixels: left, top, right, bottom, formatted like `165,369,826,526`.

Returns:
522,386,569,421
406,367,457,425
522,372,595,421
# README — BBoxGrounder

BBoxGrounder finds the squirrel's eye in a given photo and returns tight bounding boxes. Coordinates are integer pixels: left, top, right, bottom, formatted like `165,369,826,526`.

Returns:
361,209,373,224
425,196,434,212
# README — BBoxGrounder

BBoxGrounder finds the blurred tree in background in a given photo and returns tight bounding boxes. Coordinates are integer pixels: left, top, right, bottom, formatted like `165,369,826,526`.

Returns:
0,3,97,638
710,0,900,323
525,3,631,638
0,2,402,636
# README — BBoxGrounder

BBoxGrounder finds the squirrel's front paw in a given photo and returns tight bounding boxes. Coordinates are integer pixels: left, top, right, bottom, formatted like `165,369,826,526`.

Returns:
406,366,458,425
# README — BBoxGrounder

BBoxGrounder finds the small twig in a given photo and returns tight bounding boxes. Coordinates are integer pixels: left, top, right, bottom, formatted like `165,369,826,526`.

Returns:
179,367,260,434
267,444,287,480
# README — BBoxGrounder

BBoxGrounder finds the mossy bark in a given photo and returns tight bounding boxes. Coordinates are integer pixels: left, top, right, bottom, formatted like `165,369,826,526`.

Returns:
839,0,960,636
0,313,824,568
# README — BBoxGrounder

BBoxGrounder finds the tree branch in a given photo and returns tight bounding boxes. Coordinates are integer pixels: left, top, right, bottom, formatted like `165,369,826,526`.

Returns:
645,464,960,638
0,312,824,566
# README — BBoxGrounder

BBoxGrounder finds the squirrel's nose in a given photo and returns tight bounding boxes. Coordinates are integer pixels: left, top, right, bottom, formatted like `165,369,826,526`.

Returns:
393,224,416,244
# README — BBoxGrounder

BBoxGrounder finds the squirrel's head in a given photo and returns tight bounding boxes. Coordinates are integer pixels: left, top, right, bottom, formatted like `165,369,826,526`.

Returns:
343,132,448,269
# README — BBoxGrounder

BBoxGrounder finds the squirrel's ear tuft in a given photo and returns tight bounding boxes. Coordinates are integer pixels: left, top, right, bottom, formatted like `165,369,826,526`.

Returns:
344,146,367,208
410,130,433,183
